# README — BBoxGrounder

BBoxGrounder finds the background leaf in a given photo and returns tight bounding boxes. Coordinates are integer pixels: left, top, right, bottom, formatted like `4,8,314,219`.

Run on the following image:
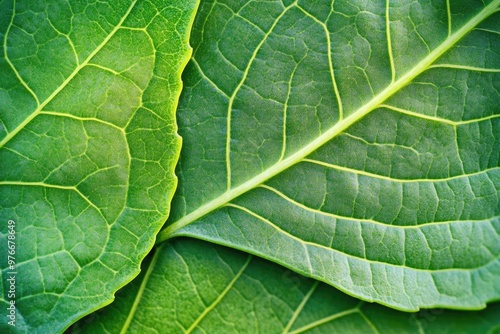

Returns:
73,238,500,333
0,0,198,332
158,0,500,310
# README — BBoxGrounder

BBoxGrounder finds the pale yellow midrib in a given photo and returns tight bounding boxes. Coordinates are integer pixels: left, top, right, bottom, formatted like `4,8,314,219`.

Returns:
157,0,500,243
0,0,138,149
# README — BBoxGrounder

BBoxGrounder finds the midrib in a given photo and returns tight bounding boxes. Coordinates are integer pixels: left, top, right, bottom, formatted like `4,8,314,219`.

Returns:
0,0,138,149
158,0,500,243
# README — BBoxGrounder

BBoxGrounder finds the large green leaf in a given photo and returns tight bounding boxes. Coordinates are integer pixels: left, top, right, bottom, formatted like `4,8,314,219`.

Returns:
0,0,197,332
73,238,500,333
158,0,500,311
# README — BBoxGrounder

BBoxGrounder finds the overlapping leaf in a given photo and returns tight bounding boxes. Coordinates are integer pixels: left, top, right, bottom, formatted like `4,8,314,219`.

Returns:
158,0,500,310
0,0,197,332
73,238,500,333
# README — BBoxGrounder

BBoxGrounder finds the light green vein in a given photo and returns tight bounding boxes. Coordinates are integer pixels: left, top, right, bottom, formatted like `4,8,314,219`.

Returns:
416,318,426,334
86,62,146,93
100,324,112,334
86,63,121,76
120,26,147,32
295,4,343,119
185,253,252,333
39,111,125,132
0,181,104,220
225,1,296,191
46,15,79,66
283,281,319,333
2,0,40,107
342,132,421,155
158,0,500,244
192,0,217,57
12,250,74,269
358,306,381,334
192,58,230,99
381,104,500,125
386,0,395,82
3,146,37,162
224,203,499,273
259,184,500,228
280,53,307,162
120,246,161,334
287,305,361,334
137,105,169,124
302,158,499,183
476,27,500,36
97,259,119,274
446,0,452,37
0,0,138,149
218,1,265,35
453,124,466,174
429,64,500,72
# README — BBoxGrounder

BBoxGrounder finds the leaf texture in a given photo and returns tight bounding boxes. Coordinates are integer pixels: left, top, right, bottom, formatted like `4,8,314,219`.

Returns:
158,0,500,310
73,238,500,333
0,0,197,332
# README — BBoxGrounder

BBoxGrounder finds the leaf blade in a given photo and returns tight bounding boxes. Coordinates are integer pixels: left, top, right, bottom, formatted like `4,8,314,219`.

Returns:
159,0,500,310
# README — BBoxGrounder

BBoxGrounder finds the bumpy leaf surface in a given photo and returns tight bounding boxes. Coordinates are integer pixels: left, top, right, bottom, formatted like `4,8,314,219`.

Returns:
158,0,500,310
73,238,500,333
0,0,197,332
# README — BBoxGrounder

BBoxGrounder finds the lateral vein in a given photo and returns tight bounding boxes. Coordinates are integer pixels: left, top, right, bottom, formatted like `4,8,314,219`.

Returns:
225,1,296,191
186,253,252,333
120,246,161,334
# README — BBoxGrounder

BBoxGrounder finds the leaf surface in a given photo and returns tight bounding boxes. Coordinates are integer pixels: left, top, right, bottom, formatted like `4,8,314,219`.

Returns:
158,0,500,310
0,0,197,332
73,238,500,333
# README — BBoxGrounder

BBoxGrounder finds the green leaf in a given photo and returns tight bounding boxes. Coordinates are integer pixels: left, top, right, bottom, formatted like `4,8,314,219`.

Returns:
73,238,500,333
0,0,198,332
158,0,500,311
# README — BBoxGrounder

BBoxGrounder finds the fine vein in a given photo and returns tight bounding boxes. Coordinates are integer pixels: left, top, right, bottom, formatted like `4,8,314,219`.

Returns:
288,307,360,334
225,2,296,191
